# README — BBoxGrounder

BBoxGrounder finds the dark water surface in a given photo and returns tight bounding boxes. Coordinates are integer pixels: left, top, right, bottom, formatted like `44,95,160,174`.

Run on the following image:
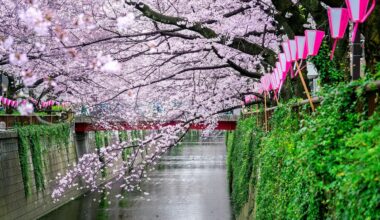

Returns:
40,135,232,220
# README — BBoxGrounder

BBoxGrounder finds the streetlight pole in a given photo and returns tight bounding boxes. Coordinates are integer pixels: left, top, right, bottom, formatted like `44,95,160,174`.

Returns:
352,31,362,80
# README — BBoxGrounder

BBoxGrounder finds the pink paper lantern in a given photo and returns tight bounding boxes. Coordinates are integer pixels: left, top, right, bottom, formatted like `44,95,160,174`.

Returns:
268,76,273,91
295,36,308,60
262,78,268,92
288,40,297,62
276,61,287,83
279,53,290,74
282,41,292,63
272,68,281,94
268,75,273,91
260,77,266,92
328,8,350,39
274,72,281,90
274,68,281,84
305,30,325,56
265,74,272,91
244,96,250,104
273,69,279,87
271,74,277,92
276,62,283,78
273,68,278,79
328,8,350,59
245,95,257,104
261,74,272,92
345,0,376,41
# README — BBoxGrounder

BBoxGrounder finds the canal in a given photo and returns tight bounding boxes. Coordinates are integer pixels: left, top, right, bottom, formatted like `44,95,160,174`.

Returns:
40,133,232,220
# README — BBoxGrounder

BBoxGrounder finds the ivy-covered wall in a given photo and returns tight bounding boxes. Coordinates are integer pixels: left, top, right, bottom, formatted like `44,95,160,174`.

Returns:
0,123,150,220
227,81,380,219
17,123,71,197
0,123,79,220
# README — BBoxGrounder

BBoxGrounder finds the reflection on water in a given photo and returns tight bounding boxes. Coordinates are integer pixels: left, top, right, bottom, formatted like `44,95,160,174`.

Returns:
40,133,232,220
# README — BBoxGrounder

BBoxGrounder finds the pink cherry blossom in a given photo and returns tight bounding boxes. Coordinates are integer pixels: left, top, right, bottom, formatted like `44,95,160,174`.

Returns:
17,102,34,115
0,0,334,200
9,53,28,66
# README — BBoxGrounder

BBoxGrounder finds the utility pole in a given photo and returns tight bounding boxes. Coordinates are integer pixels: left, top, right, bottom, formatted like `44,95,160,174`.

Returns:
352,31,362,80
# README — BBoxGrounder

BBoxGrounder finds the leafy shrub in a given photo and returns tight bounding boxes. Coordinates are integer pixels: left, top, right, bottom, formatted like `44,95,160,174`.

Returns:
310,42,346,84
227,81,380,219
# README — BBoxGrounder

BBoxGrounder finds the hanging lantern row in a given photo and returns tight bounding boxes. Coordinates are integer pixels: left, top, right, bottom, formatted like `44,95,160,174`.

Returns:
346,0,376,41
245,29,326,111
244,95,258,105
0,97,21,108
254,29,325,99
0,96,68,109
247,0,377,107
328,0,376,59
28,98,64,108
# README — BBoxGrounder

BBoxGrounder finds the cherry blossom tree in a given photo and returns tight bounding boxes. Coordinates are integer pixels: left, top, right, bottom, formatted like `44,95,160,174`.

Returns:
0,0,377,199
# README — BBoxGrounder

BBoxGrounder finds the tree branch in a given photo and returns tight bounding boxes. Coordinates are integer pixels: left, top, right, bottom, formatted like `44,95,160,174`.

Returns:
125,1,276,65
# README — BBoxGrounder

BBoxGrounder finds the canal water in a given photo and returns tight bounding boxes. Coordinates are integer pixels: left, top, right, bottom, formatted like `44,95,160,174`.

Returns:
40,133,232,220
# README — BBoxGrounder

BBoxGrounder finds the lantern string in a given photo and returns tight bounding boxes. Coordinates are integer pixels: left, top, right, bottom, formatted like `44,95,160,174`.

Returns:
330,39,339,60
257,1,377,102
362,0,377,22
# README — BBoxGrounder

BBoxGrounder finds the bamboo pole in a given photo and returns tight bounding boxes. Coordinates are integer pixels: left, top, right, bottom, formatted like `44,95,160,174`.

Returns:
274,91,279,105
264,92,268,132
295,61,315,112
256,104,259,126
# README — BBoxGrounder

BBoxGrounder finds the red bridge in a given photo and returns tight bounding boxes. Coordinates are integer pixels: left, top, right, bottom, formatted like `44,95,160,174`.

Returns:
75,116,238,132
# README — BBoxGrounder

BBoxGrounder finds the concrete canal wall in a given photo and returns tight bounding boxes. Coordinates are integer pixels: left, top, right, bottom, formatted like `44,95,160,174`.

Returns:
0,127,143,220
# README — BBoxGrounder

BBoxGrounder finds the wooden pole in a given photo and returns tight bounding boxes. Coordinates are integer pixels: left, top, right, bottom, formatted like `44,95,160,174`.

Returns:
264,92,268,132
274,91,279,105
295,61,315,112
256,104,259,126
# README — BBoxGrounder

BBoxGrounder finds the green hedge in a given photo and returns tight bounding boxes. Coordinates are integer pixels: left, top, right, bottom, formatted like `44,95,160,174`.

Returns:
227,116,264,214
227,81,380,219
